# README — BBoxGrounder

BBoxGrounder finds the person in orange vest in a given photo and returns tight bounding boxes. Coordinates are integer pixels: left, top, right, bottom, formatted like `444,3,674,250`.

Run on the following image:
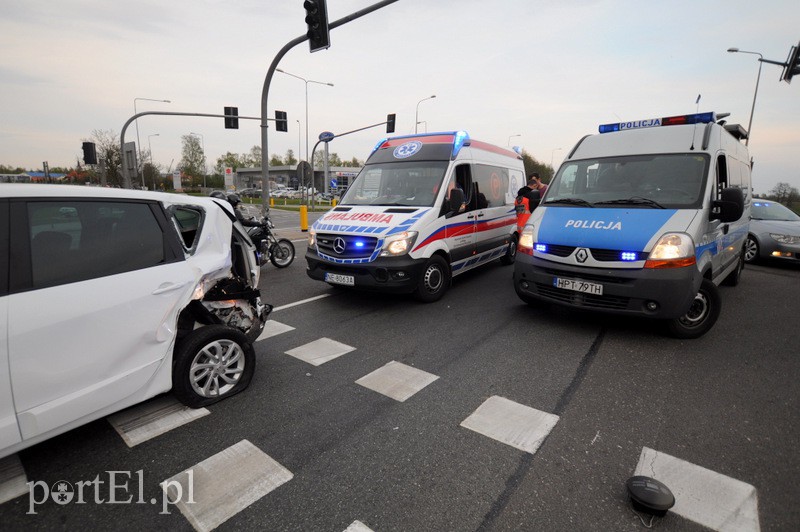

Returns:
515,172,540,232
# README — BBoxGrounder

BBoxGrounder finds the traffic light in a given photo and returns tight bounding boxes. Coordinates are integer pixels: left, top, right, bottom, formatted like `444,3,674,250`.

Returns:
304,0,330,53
82,141,97,165
386,113,396,134
781,42,800,83
275,110,288,132
224,106,239,129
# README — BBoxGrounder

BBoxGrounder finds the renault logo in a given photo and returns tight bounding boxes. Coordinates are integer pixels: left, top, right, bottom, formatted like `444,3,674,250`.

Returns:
333,237,346,254
575,248,589,263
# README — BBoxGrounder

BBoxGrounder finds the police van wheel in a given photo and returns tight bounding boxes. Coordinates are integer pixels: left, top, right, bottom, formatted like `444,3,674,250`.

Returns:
415,255,450,303
500,236,518,265
665,279,721,339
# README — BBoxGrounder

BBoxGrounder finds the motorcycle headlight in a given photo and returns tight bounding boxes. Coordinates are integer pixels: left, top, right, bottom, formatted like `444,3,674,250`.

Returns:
770,233,800,245
380,231,418,256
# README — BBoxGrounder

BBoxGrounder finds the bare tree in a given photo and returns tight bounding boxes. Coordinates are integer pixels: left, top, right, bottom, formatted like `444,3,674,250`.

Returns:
768,182,799,206
89,129,122,186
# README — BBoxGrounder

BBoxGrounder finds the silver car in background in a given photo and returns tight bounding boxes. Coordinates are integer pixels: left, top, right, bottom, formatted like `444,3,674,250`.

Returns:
745,200,800,263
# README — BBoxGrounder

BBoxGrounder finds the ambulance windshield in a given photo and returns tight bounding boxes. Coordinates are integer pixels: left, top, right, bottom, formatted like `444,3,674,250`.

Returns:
546,154,709,208
340,161,449,207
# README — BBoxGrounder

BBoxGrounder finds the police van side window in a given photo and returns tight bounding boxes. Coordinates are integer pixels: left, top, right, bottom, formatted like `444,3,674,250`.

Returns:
715,154,728,198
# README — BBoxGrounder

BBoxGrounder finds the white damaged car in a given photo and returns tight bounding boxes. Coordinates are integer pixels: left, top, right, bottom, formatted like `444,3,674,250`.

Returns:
0,184,270,459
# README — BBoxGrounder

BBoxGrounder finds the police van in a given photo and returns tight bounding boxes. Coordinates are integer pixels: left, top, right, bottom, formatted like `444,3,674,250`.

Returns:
513,112,750,338
306,131,525,301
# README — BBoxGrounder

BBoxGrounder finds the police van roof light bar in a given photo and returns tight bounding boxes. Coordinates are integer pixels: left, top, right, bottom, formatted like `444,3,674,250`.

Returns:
599,112,716,134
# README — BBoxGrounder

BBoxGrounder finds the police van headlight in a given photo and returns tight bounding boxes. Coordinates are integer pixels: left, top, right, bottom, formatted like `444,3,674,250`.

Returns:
381,231,418,256
644,232,696,269
308,228,316,247
519,225,535,254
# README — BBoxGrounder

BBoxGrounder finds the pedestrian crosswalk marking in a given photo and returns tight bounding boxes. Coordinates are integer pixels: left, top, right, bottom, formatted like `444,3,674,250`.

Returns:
344,521,375,532
355,361,439,402
285,337,355,366
107,395,210,447
256,320,295,341
460,396,559,454
634,447,760,531
0,454,28,504
162,439,292,532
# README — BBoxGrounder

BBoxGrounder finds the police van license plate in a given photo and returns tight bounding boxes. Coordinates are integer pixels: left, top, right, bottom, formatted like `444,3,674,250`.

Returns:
325,272,355,286
554,277,603,295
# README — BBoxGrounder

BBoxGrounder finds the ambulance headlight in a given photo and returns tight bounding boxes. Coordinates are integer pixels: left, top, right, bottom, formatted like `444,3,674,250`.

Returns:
381,231,418,256
308,228,316,247
645,232,696,269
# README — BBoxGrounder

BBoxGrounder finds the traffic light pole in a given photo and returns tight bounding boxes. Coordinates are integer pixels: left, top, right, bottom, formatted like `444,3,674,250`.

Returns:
119,110,257,189
259,0,399,213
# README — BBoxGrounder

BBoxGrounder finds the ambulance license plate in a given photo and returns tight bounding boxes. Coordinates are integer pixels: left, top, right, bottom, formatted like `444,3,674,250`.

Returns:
325,272,355,286
554,277,603,295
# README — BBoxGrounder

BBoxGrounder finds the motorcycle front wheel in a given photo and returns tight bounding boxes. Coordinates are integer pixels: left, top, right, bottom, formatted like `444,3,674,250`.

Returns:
270,239,295,268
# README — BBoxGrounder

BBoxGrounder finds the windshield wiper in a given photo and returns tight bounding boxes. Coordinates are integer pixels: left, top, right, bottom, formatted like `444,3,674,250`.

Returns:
544,198,595,207
594,197,666,209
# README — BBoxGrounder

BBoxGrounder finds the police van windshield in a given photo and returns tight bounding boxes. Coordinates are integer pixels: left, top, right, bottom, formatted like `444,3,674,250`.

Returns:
546,154,709,208
340,161,449,207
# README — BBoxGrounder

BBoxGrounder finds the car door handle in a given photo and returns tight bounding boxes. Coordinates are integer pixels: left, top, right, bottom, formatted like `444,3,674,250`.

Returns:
467,214,476,219
152,282,189,295
477,213,485,218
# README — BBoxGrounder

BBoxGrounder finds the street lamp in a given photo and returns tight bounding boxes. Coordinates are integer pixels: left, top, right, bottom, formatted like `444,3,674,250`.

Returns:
296,119,301,164
727,47,763,146
147,133,159,190
550,147,563,168
508,134,521,147
133,98,170,188
189,132,206,189
275,68,334,162
415,95,436,134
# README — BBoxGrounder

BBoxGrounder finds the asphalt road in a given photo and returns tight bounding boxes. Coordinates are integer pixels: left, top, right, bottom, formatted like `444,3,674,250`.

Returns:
1,211,798,531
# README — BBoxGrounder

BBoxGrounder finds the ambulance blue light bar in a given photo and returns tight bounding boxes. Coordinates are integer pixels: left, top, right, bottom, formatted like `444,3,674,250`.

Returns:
599,112,716,134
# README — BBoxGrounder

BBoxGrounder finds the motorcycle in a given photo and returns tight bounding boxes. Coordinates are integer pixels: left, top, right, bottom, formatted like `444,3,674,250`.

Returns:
246,217,295,268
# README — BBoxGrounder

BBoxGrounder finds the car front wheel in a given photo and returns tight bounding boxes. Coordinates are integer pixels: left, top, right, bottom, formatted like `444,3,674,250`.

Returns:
172,325,255,408
744,235,759,264
415,255,450,303
664,279,721,339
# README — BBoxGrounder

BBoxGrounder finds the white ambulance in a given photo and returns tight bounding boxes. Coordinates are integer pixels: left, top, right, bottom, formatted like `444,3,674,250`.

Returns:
306,131,525,301
513,112,750,338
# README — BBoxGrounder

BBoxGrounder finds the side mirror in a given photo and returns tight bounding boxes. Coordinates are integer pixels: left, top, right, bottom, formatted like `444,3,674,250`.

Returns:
448,188,465,213
526,189,541,212
711,187,744,223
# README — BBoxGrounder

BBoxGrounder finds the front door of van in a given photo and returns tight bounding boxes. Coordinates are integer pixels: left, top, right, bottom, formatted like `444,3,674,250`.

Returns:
443,165,477,272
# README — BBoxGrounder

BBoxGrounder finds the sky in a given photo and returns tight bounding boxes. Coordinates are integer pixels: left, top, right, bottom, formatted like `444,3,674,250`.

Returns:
1,0,798,195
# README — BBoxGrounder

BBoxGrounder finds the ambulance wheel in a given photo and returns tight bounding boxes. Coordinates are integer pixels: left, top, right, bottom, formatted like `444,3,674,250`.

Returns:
500,235,518,265
665,279,720,339
415,255,450,303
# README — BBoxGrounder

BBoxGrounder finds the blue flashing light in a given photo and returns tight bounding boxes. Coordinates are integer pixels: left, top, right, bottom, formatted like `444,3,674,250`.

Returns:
452,130,470,158
535,243,548,253
354,240,365,248
599,112,717,134
371,137,388,155
620,251,638,261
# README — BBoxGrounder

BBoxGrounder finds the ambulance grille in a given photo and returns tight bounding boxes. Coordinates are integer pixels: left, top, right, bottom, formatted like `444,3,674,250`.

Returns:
534,283,630,310
317,233,379,259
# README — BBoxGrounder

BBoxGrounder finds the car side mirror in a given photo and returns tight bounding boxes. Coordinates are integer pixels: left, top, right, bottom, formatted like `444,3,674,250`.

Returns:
711,187,744,223
526,189,541,212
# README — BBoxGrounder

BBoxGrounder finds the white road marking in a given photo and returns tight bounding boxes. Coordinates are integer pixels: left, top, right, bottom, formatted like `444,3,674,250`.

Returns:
0,454,28,504
107,395,210,447
344,521,375,532
256,320,295,341
162,439,292,532
634,447,760,532
355,361,439,402
460,396,559,455
272,293,332,312
285,337,355,366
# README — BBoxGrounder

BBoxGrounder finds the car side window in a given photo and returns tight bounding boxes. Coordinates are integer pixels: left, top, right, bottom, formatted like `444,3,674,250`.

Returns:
28,200,166,289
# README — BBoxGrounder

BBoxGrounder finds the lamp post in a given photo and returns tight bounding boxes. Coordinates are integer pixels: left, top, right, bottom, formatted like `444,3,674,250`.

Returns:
133,98,170,188
727,47,763,146
275,68,334,162
415,95,436,134
189,132,206,189
508,134,521,147
550,147,562,168
296,119,302,164
147,133,159,190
